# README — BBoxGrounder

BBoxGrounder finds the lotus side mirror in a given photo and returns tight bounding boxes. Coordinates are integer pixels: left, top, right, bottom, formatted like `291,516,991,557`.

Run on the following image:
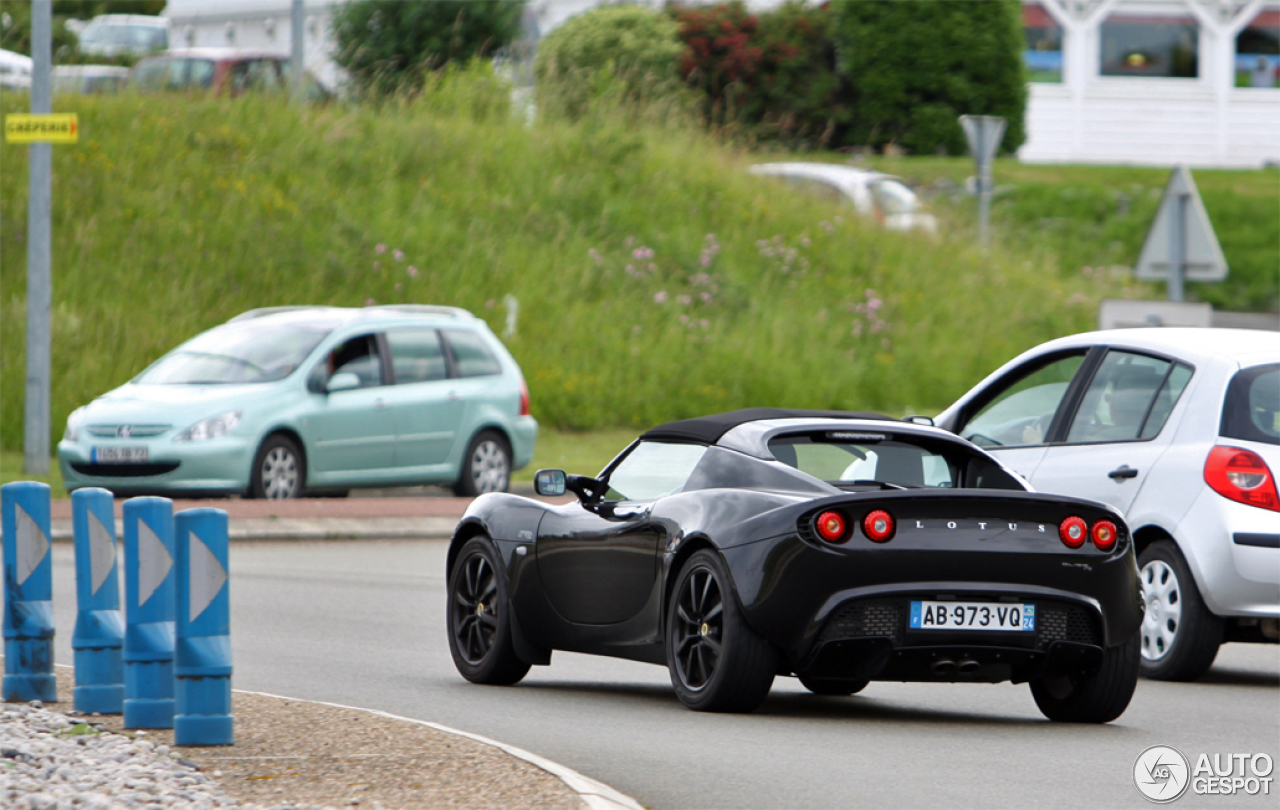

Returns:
534,469,566,497
326,372,360,393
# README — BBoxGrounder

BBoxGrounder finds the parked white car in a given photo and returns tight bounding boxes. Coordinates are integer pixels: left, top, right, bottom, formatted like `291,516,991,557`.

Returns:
53,65,130,94
936,328,1279,681
0,48,32,89
749,162,938,235
73,14,169,57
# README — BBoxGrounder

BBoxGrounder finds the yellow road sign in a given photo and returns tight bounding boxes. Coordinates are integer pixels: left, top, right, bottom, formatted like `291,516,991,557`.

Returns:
5,113,79,144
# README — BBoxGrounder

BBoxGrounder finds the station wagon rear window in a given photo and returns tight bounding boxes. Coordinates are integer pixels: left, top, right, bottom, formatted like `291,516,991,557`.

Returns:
768,433,1022,490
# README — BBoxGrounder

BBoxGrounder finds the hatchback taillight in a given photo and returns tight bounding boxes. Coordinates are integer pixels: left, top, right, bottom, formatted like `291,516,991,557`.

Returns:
1204,445,1279,512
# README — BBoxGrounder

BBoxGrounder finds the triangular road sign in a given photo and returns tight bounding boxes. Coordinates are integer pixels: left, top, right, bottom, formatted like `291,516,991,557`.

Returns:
1135,166,1228,282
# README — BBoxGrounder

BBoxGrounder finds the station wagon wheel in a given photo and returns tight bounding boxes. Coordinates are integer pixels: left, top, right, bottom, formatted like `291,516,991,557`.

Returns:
666,550,777,713
1136,541,1223,681
454,431,511,497
250,434,304,499
446,536,530,685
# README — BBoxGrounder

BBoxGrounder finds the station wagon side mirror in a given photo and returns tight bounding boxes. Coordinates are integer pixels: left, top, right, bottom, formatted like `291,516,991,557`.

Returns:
534,469,566,497
326,372,360,393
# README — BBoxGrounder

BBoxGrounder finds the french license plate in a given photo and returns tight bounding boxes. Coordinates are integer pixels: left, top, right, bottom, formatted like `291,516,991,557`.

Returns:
93,446,148,463
909,601,1035,632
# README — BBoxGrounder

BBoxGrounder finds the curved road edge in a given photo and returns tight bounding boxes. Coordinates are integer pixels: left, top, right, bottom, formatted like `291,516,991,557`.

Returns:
238,690,646,810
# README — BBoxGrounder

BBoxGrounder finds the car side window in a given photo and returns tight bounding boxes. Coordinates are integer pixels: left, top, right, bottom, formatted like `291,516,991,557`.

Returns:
604,442,708,502
442,330,502,377
1066,351,1181,443
386,329,447,384
961,354,1086,448
327,334,383,389
188,59,215,89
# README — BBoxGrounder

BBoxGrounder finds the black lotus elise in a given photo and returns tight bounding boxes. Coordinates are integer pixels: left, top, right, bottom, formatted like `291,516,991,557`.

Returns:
446,409,1143,722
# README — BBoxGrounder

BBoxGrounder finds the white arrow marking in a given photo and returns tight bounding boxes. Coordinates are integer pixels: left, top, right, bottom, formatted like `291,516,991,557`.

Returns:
15,504,50,586
187,530,227,622
88,511,116,595
137,520,172,608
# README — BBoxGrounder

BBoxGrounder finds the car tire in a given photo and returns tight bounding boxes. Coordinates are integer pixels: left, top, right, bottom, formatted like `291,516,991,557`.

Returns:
454,431,512,497
249,434,304,499
666,549,777,713
1137,540,1224,681
798,675,869,696
1029,632,1140,723
447,535,531,686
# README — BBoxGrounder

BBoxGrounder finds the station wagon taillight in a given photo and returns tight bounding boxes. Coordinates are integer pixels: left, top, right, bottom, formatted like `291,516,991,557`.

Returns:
1204,445,1279,512
815,510,849,543
519,379,531,417
862,510,895,543
1059,516,1087,549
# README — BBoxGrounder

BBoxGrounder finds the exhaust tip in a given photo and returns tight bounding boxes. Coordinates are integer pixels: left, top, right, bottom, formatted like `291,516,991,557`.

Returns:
957,658,980,674
931,659,956,674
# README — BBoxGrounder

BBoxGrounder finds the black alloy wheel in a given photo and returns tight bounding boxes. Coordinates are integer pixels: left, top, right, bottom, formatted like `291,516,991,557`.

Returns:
1029,632,1140,723
666,550,777,712
446,536,530,685
799,675,870,696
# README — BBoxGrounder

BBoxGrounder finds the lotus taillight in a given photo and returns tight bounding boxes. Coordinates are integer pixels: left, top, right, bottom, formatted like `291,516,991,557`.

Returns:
1091,520,1118,551
815,510,849,543
518,378,531,417
1059,516,1087,549
862,510,895,543
1204,446,1279,512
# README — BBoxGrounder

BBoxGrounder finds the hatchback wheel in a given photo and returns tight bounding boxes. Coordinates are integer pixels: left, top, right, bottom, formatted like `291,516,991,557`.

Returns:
1138,540,1223,681
250,435,303,499
455,431,511,497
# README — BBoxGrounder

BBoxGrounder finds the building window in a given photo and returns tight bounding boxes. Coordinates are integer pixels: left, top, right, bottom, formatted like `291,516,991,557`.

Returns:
1100,12,1198,77
1236,10,1280,88
1024,3,1063,83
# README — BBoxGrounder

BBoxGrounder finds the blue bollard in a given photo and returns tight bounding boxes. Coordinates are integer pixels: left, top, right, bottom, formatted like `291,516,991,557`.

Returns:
173,508,232,746
2,482,57,702
71,488,125,713
122,497,175,728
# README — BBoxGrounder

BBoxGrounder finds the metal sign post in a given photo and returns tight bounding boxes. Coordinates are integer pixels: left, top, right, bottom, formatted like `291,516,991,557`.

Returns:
1134,166,1228,302
959,115,1006,251
71,488,125,713
24,0,53,475
1,481,57,702
290,0,305,102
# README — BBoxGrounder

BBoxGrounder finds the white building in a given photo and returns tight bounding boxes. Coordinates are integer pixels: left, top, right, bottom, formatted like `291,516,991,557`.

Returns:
1020,0,1280,166
162,1,345,90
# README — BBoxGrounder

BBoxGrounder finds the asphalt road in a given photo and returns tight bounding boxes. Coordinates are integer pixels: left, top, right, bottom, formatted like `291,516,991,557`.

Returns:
49,539,1280,810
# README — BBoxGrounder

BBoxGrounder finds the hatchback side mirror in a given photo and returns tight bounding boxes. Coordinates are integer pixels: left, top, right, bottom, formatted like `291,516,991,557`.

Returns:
534,469,566,497
326,372,360,393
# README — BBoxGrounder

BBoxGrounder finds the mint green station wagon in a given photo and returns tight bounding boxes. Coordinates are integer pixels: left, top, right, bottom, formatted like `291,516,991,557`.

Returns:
58,306,537,498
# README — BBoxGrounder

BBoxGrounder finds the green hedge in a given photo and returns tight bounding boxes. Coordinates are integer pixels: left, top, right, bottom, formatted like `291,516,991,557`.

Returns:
831,0,1027,155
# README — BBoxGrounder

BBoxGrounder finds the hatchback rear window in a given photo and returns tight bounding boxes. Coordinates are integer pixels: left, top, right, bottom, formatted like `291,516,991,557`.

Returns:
1221,363,1279,446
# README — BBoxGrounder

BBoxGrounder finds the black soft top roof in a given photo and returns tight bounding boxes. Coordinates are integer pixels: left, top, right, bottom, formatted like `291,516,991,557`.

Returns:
640,408,898,445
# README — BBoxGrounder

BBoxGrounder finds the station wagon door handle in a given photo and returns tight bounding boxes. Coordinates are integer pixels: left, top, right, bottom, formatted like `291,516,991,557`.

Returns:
1108,465,1139,481
447,392,461,402
373,398,388,409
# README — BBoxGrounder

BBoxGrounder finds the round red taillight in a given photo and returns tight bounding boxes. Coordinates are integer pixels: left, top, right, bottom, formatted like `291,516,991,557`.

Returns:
1059,516,1087,549
1091,520,1118,551
862,510,895,543
814,510,848,543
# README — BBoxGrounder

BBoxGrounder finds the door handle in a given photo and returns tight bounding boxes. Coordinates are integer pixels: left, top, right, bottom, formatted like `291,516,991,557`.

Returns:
446,392,461,402
373,398,388,409
1108,465,1139,481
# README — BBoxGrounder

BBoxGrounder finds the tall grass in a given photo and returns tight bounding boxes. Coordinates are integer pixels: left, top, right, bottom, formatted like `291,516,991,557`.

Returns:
2,68,1139,451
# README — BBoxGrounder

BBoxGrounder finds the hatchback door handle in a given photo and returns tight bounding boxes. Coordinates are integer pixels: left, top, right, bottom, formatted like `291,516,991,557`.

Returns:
447,392,461,402
1108,465,1139,481
373,398,388,409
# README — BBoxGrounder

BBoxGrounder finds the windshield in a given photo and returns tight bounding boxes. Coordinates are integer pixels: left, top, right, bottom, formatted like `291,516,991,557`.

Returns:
874,180,918,215
136,320,335,385
768,431,1023,490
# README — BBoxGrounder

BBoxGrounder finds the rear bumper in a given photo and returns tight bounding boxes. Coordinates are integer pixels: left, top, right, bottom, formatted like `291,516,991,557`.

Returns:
1176,489,1280,618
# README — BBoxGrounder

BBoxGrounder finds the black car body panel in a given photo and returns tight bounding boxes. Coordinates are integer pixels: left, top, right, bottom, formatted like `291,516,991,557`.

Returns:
450,410,1142,687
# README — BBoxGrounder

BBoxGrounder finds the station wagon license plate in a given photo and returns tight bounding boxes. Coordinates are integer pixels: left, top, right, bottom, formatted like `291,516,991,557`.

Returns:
93,446,148,464
910,601,1034,632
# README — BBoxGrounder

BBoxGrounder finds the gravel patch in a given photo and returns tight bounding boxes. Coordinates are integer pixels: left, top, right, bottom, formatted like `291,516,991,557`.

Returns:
2,665,581,810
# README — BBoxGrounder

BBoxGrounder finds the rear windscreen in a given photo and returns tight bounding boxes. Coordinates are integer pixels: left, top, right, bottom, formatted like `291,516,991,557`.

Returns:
768,431,1023,490
1221,363,1279,446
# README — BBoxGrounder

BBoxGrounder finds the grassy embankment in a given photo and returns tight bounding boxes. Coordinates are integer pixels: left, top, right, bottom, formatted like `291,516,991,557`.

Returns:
2,73,1273,481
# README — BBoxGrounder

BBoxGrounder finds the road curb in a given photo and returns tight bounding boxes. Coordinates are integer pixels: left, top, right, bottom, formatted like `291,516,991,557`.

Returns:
238,690,646,810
